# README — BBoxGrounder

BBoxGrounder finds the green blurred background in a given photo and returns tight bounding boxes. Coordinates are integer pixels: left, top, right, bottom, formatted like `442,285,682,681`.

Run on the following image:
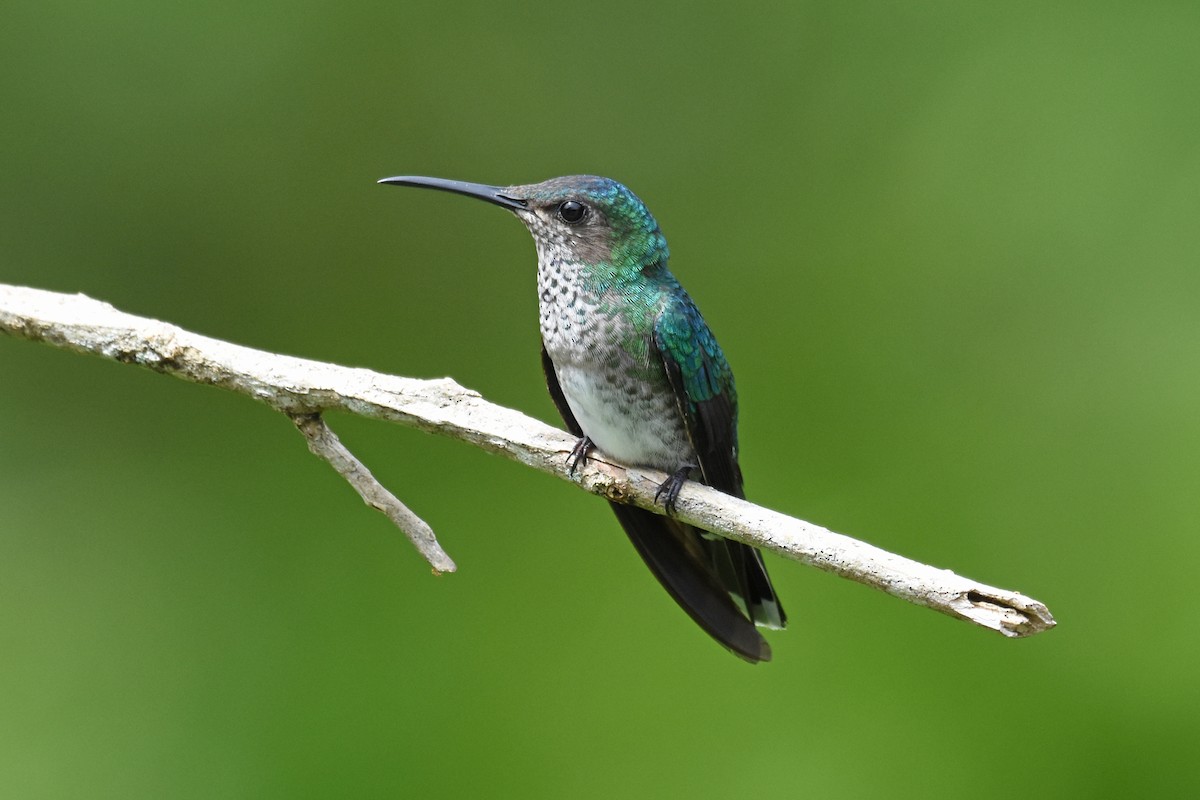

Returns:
2,1,1197,797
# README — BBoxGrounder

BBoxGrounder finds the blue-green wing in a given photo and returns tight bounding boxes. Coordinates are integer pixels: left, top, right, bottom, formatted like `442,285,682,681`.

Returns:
654,294,787,632
653,293,743,498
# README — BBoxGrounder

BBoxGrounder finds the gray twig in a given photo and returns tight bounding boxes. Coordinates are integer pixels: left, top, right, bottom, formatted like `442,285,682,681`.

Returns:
290,412,455,574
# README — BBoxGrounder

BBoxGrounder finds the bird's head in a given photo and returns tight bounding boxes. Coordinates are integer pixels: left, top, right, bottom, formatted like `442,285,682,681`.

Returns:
378,174,669,276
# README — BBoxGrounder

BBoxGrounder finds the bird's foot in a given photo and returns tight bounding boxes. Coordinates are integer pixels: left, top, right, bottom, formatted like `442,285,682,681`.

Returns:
567,436,595,476
655,465,695,516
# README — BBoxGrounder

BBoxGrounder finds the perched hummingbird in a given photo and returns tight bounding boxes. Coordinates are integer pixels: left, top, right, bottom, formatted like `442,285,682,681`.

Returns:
379,175,786,661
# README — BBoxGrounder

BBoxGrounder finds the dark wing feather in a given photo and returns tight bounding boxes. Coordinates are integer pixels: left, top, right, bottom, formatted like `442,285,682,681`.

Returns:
651,295,742,496
542,345,583,437
608,503,771,663
540,344,772,661
653,297,787,630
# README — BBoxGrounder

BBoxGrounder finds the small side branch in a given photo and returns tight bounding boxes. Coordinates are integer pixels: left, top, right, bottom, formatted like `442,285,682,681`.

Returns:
0,284,1056,637
291,413,455,574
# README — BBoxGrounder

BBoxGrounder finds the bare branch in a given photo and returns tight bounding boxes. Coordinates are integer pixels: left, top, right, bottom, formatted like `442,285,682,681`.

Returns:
290,412,455,574
0,283,1056,637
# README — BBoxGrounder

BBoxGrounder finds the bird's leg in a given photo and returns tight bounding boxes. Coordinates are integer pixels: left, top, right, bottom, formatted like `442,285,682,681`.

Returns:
655,464,696,516
567,436,595,476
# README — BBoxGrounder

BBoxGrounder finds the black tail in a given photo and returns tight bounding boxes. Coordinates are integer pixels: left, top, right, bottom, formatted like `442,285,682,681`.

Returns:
702,533,787,631
609,502,780,663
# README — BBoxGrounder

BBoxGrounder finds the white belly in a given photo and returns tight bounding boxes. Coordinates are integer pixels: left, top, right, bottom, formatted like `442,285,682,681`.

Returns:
555,362,691,471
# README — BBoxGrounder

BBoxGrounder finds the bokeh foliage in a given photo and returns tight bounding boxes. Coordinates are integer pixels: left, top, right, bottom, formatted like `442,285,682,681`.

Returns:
2,1,1198,797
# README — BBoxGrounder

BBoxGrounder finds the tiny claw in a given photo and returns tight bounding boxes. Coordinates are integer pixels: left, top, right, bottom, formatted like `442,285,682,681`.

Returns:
567,436,595,476
654,465,694,515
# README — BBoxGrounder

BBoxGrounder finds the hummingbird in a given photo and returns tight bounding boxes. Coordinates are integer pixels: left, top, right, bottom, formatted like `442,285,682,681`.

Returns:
378,174,786,661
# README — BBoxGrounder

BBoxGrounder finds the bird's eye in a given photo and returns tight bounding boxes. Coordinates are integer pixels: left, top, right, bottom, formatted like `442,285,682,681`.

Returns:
557,200,587,224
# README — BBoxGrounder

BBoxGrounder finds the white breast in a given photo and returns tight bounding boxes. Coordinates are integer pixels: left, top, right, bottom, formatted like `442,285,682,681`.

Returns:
554,362,691,471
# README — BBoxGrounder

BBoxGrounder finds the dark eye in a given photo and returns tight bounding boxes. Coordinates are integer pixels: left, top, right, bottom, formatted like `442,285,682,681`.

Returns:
557,200,587,224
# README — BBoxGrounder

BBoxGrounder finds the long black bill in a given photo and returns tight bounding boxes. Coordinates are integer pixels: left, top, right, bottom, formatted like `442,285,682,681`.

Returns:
377,175,526,210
